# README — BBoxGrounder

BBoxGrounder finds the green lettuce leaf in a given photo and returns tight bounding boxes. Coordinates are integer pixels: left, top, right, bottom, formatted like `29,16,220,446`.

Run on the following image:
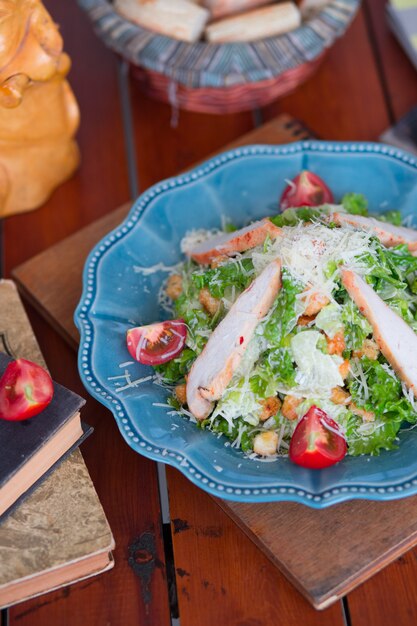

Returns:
341,412,401,456
315,303,344,338
341,300,372,351
155,348,196,384
251,347,296,394
198,415,254,452
253,269,303,389
191,258,254,298
385,244,417,281
260,269,302,346
359,242,417,328
342,193,368,216
269,206,326,227
342,195,403,226
374,210,402,226
349,357,417,423
171,268,214,353
341,357,417,455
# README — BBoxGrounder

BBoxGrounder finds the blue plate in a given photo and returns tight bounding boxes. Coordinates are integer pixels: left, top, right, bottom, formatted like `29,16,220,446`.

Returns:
75,141,417,508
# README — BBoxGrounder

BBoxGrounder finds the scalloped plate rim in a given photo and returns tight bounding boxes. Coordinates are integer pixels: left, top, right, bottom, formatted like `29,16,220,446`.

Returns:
75,140,417,508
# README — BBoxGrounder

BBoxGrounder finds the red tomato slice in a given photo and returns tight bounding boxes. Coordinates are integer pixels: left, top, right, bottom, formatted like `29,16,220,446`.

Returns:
280,171,334,210
289,405,347,469
0,358,54,421
126,319,187,365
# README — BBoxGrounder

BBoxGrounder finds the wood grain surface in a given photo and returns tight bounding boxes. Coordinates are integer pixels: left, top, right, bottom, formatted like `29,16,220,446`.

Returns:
6,0,417,624
266,9,390,141
365,0,417,122
130,77,254,186
15,105,417,612
167,467,346,626
347,549,417,625
219,497,417,609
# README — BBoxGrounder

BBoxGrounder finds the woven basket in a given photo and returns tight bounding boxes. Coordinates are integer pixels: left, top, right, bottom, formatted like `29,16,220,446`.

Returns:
78,0,361,114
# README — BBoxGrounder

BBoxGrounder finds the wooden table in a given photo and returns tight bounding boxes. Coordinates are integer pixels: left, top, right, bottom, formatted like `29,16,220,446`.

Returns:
4,1,417,624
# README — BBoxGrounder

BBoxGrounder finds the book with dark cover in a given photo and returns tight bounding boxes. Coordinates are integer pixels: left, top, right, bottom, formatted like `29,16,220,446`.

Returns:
0,351,86,495
0,422,93,522
0,280,114,609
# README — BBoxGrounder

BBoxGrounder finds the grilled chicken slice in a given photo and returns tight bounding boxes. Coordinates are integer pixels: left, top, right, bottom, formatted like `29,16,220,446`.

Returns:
186,259,282,420
342,269,417,397
331,212,417,251
187,219,282,265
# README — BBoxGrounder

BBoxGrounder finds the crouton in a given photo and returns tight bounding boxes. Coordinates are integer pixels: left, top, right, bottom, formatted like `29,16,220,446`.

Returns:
259,396,281,421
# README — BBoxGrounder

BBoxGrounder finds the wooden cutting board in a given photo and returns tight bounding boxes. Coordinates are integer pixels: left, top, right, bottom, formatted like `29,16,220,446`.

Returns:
13,113,417,610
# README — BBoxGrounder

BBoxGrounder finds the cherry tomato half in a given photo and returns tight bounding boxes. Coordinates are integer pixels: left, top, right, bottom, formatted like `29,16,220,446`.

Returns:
280,171,334,210
126,319,187,365
289,405,347,469
0,358,54,421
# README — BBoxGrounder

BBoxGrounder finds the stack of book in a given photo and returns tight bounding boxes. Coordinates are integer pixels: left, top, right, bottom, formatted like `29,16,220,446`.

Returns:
0,280,114,609
387,0,417,71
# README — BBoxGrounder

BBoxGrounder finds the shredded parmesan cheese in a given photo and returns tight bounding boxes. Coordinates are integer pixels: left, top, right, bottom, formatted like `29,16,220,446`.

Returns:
134,262,181,275
349,358,370,402
253,222,377,304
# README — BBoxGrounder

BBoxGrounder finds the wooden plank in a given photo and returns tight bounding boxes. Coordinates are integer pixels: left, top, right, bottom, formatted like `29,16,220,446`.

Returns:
218,497,417,609
347,550,417,625
129,76,254,187
6,0,171,623
167,467,345,625
365,0,417,121
266,9,390,140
